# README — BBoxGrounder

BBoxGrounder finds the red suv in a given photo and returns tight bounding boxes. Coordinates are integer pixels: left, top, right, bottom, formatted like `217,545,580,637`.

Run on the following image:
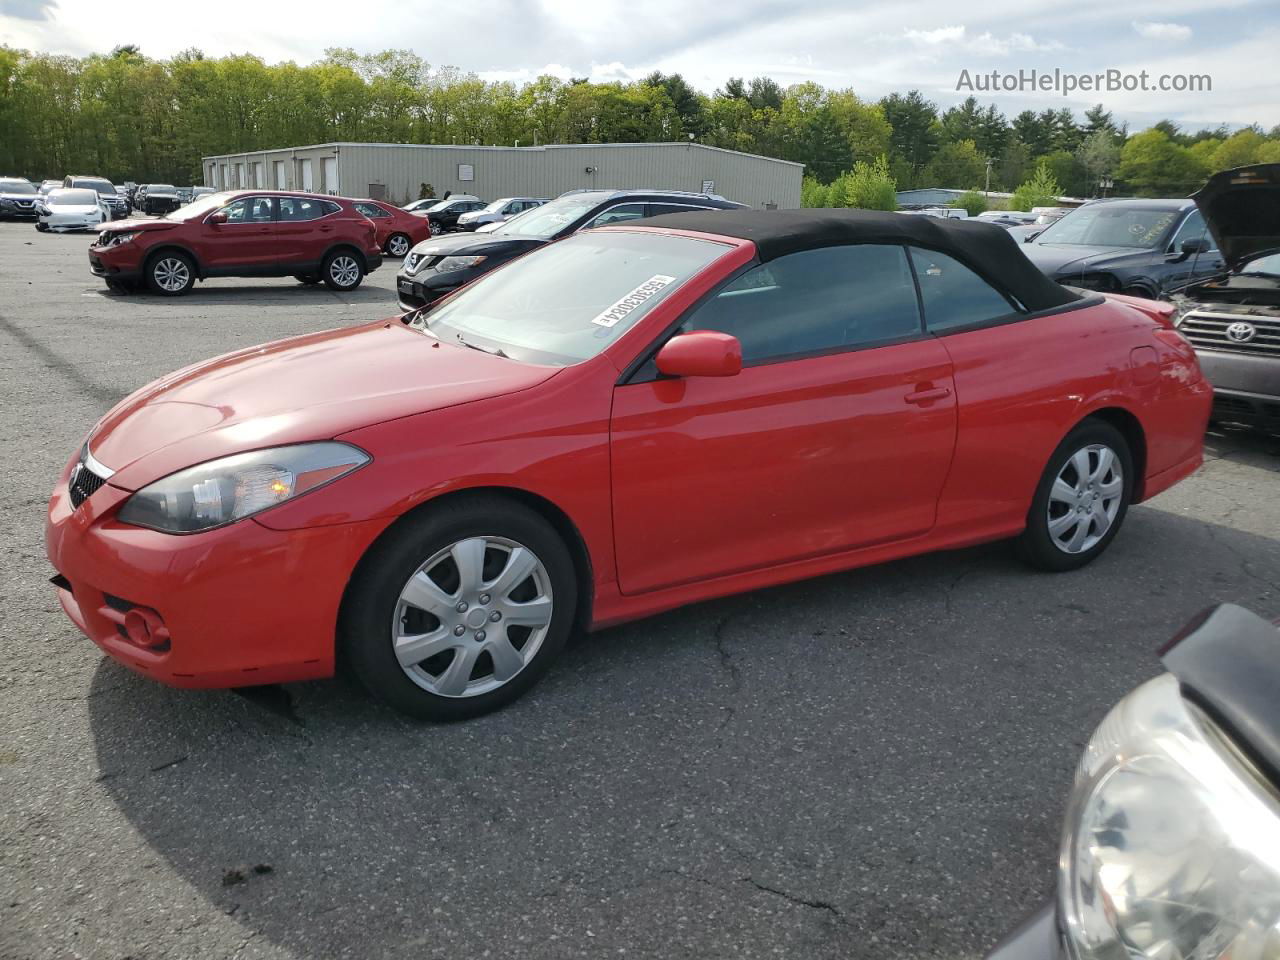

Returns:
88,190,384,296
351,199,432,259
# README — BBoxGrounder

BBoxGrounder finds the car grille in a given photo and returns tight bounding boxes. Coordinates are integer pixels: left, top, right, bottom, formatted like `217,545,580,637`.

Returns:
68,452,108,508
1178,311,1280,356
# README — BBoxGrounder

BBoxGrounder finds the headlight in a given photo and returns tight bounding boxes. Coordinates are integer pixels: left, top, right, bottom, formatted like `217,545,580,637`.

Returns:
1060,672,1280,960
117,442,369,533
434,255,486,274
1065,272,1119,292
100,231,142,246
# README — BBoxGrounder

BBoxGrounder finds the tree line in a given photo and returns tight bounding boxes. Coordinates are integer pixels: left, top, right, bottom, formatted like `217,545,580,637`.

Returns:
2,44,1278,202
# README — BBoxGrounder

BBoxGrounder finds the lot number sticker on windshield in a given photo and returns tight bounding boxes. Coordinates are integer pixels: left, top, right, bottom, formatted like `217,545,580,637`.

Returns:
591,275,677,328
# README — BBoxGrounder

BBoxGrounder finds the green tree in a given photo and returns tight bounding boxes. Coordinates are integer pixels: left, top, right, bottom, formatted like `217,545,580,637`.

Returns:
1211,129,1267,171
879,90,939,184
1075,131,1121,196
922,139,986,188
1010,161,1062,211
1116,128,1208,195
952,189,988,216
829,155,896,210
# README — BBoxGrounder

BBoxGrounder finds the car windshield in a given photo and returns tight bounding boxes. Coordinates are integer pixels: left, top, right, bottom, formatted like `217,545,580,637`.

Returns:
51,189,99,205
425,199,458,212
1240,252,1280,277
1035,205,1180,248
149,184,177,193
412,230,729,365
482,198,513,213
494,194,608,239
167,191,233,220
77,180,115,194
0,180,36,194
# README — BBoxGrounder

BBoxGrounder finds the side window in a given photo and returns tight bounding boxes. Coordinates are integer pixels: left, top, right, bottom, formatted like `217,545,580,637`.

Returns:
1170,210,1216,252
218,198,251,223
909,248,1017,333
354,202,388,218
279,197,338,221
583,203,647,229
648,203,708,217
246,197,274,222
680,244,922,364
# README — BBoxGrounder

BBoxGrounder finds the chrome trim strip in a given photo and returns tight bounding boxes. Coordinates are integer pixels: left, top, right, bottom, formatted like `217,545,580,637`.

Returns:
83,444,115,479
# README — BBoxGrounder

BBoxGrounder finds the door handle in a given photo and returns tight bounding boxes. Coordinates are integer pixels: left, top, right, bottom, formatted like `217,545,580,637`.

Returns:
905,386,951,405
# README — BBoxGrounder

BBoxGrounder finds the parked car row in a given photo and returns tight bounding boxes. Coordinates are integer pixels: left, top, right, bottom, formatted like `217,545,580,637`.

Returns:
400,194,550,233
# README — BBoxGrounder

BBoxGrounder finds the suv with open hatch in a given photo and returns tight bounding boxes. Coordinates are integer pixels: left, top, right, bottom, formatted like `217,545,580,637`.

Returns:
89,190,383,296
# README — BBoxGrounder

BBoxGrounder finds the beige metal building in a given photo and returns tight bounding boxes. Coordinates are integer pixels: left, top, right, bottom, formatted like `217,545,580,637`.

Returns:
201,141,802,209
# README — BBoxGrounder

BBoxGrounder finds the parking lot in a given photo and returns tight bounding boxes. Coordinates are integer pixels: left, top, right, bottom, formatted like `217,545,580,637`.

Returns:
2,220,1278,960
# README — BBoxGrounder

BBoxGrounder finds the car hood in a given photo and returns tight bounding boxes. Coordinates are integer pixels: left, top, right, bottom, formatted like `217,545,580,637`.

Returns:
45,205,102,215
1022,243,1147,276
1192,163,1280,271
407,233,545,259
0,190,37,201
90,321,560,490
100,217,182,233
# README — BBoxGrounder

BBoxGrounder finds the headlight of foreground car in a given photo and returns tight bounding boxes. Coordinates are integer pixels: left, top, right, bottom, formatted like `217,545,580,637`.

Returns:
434,255,486,274
99,231,141,246
117,442,369,533
1061,672,1280,960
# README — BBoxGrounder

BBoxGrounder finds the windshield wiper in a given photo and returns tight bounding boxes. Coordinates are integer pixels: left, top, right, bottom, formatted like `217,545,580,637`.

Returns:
454,333,510,359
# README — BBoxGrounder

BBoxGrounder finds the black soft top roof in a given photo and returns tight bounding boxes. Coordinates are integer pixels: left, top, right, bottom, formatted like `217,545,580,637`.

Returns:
642,207,1082,312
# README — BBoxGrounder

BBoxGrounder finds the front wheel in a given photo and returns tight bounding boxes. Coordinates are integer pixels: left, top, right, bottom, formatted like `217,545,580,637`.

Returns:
322,250,364,291
341,497,578,720
145,252,195,296
1017,420,1133,571
385,233,411,258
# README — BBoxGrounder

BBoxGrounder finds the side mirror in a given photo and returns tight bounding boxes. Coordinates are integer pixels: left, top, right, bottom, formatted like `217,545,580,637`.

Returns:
1171,236,1207,261
655,331,742,379
207,211,228,225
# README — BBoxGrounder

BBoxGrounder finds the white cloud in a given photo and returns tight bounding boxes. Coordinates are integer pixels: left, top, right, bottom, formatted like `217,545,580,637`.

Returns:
903,24,1063,55
1132,20,1193,40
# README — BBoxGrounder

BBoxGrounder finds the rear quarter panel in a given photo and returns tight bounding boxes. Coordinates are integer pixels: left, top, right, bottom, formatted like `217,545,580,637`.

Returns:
933,298,1204,535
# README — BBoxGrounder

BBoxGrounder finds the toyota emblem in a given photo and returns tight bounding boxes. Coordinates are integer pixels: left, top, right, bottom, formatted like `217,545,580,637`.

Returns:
1226,321,1258,343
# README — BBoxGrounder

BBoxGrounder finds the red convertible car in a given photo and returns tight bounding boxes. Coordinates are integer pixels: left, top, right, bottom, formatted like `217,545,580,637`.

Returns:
47,209,1212,720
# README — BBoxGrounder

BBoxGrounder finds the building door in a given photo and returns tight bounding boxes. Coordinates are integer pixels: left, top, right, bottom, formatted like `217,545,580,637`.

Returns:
273,161,286,189
300,159,313,192
321,157,338,195
252,161,264,188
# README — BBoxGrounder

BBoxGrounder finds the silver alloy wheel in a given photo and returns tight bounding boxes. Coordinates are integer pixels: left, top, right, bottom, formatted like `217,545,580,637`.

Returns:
153,257,189,292
1047,443,1124,554
387,235,409,257
391,536,554,698
329,255,360,287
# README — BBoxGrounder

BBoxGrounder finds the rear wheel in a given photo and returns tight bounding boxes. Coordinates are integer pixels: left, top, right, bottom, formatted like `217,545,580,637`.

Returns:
386,233,411,257
341,497,578,721
145,252,195,296
1017,420,1133,571
322,250,364,291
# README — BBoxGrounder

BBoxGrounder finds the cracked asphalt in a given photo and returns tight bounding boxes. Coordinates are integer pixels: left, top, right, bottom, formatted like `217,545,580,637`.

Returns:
2,222,1278,960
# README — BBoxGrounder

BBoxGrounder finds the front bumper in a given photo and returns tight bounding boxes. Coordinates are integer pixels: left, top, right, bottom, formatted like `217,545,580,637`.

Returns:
986,904,1064,960
46,459,389,688
88,241,145,280
396,271,460,312
42,214,105,231
1195,349,1279,431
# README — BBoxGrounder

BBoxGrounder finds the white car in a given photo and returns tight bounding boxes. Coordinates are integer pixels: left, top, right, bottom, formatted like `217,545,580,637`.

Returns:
37,188,108,232
457,197,549,231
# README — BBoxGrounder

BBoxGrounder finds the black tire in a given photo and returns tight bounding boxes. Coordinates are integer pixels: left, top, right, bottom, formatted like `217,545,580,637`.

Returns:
145,250,195,296
293,273,321,285
341,496,579,721
35,222,48,232
1017,419,1134,571
385,233,411,258
322,249,364,291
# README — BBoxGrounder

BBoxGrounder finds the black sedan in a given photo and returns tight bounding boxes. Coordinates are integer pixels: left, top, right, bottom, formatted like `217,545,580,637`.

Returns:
397,189,746,311
1021,198,1226,298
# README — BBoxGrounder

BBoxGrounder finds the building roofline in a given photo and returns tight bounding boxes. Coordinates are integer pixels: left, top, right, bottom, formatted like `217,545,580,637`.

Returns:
201,140,805,169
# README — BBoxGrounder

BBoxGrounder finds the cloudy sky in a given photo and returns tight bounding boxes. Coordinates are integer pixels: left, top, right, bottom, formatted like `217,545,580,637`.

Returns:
2,0,1276,130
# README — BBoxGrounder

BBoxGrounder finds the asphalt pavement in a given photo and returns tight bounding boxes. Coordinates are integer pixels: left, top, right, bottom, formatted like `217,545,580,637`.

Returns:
2,221,1278,960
